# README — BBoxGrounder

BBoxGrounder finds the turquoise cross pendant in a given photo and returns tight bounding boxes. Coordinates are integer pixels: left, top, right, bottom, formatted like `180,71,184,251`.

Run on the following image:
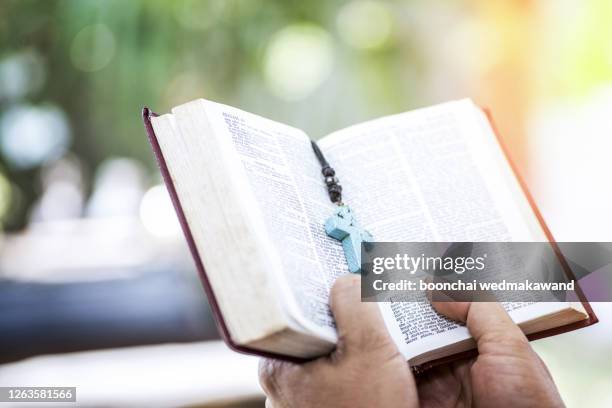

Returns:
325,205,374,274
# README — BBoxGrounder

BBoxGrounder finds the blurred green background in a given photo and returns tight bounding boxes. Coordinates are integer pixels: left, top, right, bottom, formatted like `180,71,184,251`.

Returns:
0,0,429,230
1,0,612,231
1,0,612,406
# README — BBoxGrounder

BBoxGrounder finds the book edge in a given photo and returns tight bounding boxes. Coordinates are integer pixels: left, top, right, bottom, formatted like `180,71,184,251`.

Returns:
142,106,311,364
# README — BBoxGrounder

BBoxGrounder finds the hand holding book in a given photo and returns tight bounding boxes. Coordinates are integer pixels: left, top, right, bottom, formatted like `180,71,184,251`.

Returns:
260,275,565,407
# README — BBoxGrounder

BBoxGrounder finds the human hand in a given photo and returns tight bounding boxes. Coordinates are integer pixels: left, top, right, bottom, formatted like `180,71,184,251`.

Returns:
259,275,565,407
259,274,418,407
418,301,565,407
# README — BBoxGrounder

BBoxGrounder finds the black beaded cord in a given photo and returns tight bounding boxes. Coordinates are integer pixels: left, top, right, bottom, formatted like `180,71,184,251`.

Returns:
311,140,343,204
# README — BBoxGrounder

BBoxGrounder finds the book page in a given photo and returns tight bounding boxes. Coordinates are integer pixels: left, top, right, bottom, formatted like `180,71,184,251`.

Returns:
318,99,563,360
202,101,348,340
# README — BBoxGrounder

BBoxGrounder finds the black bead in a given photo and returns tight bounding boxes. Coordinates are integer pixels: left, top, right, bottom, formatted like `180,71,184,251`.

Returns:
325,176,339,186
322,166,335,177
329,184,343,193
329,191,342,203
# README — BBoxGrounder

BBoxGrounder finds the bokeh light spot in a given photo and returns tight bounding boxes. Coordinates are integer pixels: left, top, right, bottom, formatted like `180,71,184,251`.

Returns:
337,1,393,50
0,104,71,169
0,51,46,100
70,23,116,72
139,184,181,239
264,24,334,101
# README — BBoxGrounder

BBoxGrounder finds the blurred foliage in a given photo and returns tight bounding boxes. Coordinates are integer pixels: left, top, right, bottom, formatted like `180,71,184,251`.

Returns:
0,0,425,230
1,0,611,230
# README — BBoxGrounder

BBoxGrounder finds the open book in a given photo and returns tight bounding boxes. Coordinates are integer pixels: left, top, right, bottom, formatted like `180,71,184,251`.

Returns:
143,99,597,372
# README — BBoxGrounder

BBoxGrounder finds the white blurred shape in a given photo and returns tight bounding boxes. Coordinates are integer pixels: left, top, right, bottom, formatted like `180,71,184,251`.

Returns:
0,50,46,100
70,24,116,72
264,24,334,101
40,154,83,189
0,104,70,169
337,0,393,50
139,184,181,239
87,158,146,218
530,86,612,241
30,156,85,222
0,342,262,406
34,181,83,222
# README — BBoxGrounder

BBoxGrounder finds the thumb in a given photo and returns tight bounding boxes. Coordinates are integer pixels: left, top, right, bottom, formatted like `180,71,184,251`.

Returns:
431,301,529,352
330,274,396,355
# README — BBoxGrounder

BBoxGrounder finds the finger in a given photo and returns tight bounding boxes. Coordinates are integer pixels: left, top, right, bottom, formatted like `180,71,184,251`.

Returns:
430,300,470,322
259,358,329,407
258,359,295,405
330,274,395,353
431,301,527,350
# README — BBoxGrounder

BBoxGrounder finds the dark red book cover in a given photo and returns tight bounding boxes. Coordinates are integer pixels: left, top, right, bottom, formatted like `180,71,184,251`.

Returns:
142,106,598,373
